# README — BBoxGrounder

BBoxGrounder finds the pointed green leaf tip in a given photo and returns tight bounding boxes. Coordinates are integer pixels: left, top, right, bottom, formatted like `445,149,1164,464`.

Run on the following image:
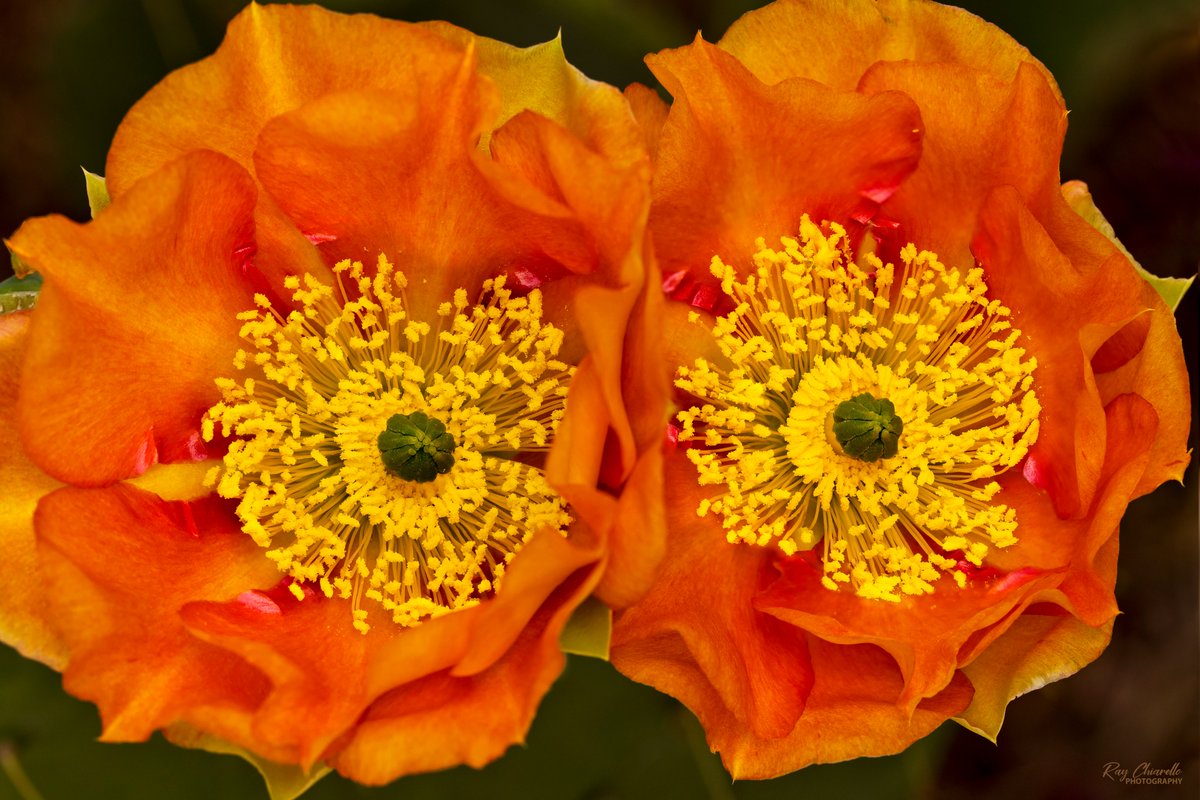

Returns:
833,393,903,463
559,597,612,660
82,168,110,217
377,411,456,482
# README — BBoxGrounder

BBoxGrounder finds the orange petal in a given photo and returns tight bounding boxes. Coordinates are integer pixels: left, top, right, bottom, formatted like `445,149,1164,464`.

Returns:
972,186,1163,519
34,483,281,754
717,0,1057,99
0,312,65,668
867,61,1066,266
599,443,667,609
106,5,478,289
541,263,670,611
624,83,669,161
7,150,259,486
757,553,1062,715
716,639,973,779
645,35,922,278
107,6,463,192
611,451,813,741
180,588,375,770
1061,182,1192,493
329,560,598,784
177,500,605,771
359,527,604,694
450,525,603,678
253,83,594,311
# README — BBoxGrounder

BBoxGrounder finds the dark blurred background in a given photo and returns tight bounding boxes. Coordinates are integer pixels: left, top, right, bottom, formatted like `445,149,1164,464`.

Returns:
0,1,1196,798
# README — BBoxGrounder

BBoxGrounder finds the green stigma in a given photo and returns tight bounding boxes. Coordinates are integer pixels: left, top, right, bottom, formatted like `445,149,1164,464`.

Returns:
377,411,457,483
832,393,903,463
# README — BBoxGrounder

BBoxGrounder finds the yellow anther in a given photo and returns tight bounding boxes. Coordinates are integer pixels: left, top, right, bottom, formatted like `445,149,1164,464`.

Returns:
676,216,1039,600
203,256,574,632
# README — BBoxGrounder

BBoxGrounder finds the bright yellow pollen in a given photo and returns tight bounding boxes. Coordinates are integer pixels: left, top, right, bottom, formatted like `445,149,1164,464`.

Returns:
204,255,573,633
676,215,1040,602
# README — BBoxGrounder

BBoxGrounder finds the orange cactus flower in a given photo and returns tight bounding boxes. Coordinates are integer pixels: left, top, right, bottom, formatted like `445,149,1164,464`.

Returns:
612,0,1192,779
1,4,664,791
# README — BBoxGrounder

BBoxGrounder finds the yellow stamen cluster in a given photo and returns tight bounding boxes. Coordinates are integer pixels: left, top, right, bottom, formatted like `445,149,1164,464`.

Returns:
204,255,573,632
677,216,1040,602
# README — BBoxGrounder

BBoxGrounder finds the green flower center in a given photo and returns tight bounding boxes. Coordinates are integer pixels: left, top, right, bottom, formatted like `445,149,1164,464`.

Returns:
377,411,457,482
831,392,903,463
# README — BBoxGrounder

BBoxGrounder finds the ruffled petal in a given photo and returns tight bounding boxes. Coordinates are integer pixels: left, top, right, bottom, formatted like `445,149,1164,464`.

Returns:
180,587,375,770
252,46,650,310
0,313,65,668
611,452,813,741
251,77,514,305
1060,181,1192,494
174,520,603,772
645,35,922,278
717,639,973,779
7,150,259,486
867,61,1066,266
34,483,281,754
717,0,1056,98
107,6,462,191
972,186,1187,518
953,395,1160,738
955,613,1112,740
329,559,599,784
106,5,482,289
758,552,1062,714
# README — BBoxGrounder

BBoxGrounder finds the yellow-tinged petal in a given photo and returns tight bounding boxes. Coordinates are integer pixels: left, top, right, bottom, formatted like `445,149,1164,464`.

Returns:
1063,180,1194,312
0,312,65,669
955,614,1113,741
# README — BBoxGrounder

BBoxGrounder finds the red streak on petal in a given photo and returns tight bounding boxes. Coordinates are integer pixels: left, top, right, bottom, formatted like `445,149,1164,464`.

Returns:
954,559,1001,580
132,429,158,476
665,423,680,448
690,283,720,311
257,577,319,607
172,500,199,537
1022,452,1051,490
662,269,689,295
511,268,542,290
304,232,338,245
235,590,282,615
860,184,898,204
233,242,257,273
989,566,1043,595
183,431,207,461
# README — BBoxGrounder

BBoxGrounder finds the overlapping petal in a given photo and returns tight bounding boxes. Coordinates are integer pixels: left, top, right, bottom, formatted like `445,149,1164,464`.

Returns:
34,484,279,751
646,35,922,283
7,151,258,486
612,0,1191,777
1,2,660,788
